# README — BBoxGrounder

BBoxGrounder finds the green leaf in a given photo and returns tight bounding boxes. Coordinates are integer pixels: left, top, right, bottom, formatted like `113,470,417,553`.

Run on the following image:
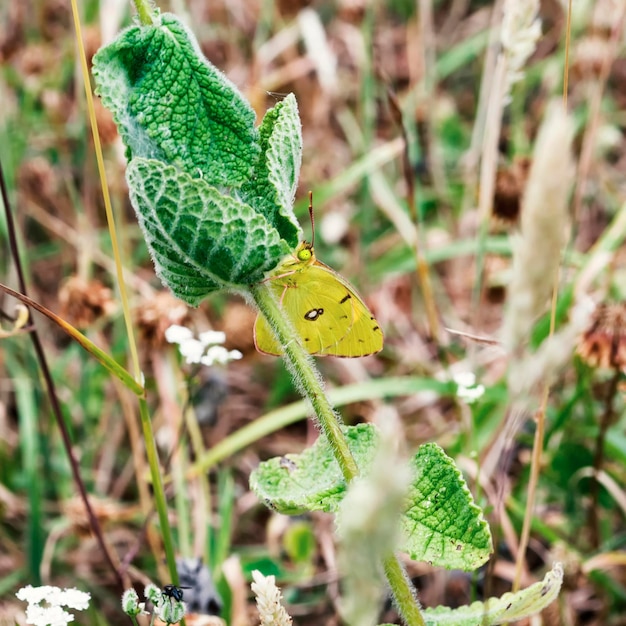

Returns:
92,13,259,186
239,94,302,247
400,443,492,571
250,427,491,571
127,158,288,304
283,520,316,565
249,423,379,515
422,563,563,625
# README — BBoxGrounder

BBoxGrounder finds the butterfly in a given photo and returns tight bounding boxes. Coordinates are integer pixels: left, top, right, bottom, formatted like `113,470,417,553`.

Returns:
253,240,384,357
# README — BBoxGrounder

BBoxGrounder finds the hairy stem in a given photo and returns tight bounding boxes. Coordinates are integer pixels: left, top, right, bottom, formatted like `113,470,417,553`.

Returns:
249,282,359,480
133,0,157,25
383,555,426,626
249,282,425,625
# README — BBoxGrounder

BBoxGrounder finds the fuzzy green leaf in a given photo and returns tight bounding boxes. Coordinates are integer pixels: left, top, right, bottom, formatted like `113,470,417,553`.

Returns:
422,563,563,625
400,443,492,570
127,158,288,304
92,13,259,186
249,423,379,515
251,427,491,571
239,94,302,246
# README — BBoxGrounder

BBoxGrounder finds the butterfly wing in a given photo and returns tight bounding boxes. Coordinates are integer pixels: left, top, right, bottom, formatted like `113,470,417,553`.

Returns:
254,261,383,357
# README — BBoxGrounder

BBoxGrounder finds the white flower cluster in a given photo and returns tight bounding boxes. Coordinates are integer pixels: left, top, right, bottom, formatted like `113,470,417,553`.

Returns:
454,371,485,404
16,585,90,626
165,324,242,366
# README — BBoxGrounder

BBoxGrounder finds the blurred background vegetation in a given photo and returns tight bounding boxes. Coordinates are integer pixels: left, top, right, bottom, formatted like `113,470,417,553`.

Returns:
1,0,626,624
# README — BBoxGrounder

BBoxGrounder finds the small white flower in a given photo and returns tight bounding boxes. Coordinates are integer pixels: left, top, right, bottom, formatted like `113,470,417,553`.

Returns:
17,586,48,604
200,345,242,367
453,372,485,404
457,384,486,403
121,588,146,616
25,604,73,626
143,584,162,605
164,324,194,344
156,598,186,624
54,589,90,611
166,325,240,366
198,329,226,346
178,338,205,364
150,585,186,624
453,371,476,388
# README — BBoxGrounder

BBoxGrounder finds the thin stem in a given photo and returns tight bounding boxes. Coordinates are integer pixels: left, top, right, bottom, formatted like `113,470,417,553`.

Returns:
70,0,142,386
588,370,621,548
249,282,425,624
386,88,440,343
138,397,180,584
512,402,545,591
383,555,426,626
512,267,560,591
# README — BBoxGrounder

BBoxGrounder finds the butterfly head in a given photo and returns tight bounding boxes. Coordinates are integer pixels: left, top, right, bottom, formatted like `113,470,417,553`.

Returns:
296,242,315,263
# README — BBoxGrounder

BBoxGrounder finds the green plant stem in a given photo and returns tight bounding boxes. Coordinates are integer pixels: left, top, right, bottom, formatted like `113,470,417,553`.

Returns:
383,555,426,626
139,397,179,584
249,282,425,625
249,282,359,480
133,0,156,25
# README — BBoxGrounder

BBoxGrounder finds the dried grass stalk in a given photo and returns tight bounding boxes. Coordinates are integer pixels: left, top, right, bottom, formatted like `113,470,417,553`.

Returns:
502,103,575,351
501,0,542,103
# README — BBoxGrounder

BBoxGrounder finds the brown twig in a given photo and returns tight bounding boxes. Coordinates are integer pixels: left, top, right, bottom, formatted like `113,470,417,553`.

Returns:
385,86,441,344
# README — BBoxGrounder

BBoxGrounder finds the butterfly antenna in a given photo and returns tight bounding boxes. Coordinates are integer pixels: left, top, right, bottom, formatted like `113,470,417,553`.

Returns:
308,191,315,247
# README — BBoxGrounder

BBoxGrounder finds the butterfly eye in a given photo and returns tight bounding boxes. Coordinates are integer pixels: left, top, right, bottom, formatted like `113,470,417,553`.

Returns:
298,248,313,262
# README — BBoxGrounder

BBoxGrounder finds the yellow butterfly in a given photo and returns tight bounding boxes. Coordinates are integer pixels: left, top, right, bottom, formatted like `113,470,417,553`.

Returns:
254,241,384,357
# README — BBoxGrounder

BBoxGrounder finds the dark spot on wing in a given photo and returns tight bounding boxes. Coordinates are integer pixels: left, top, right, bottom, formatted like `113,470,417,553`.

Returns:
340,293,352,304
304,308,324,321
